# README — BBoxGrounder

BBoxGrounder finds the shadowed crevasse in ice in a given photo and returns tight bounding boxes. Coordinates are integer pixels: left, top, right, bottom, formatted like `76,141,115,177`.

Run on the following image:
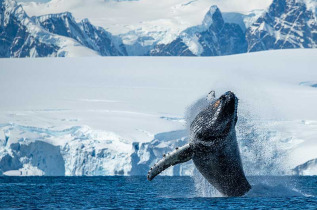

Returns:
299,81,317,88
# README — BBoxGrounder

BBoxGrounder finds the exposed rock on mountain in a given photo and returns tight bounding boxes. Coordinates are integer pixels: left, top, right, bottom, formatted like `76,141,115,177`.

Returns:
246,0,317,52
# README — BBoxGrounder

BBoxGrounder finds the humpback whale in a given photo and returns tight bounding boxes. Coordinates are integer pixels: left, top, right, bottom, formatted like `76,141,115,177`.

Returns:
147,91,251,197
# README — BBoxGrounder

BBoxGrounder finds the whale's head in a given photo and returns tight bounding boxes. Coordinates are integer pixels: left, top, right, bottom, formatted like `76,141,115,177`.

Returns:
190,91,238,143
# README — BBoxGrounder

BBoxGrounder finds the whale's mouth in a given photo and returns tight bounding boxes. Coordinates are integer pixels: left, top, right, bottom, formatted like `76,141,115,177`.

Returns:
190,91,238,142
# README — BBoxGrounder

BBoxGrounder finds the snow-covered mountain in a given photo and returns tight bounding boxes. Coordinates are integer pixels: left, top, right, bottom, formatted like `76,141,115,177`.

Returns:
33,13,127,56
1,0,316,57
149,6,247,56
0,0,98,57
149,0,317,56
246,0,317,52
0,0,125,57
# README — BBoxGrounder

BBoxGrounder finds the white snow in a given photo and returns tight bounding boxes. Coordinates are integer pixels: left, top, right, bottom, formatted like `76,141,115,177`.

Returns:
0,49,317,175
223,10,265,32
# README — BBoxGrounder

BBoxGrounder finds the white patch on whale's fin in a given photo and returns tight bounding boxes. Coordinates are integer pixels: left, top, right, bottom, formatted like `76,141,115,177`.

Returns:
147,144,194,181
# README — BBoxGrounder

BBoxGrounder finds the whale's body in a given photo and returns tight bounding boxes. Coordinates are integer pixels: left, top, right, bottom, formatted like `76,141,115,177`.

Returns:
148,91,251,197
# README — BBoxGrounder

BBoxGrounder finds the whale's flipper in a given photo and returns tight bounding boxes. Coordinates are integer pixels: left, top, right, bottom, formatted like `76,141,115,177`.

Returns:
147,144,194,181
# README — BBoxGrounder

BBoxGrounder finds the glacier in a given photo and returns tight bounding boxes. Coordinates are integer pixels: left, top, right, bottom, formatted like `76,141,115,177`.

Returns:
0,49,317,176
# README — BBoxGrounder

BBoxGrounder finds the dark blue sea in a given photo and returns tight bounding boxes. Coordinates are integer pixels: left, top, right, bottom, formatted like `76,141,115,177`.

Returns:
0,176,316,209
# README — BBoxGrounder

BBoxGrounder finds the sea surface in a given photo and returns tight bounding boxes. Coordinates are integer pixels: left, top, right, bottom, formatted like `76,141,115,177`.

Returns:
0,176,316,209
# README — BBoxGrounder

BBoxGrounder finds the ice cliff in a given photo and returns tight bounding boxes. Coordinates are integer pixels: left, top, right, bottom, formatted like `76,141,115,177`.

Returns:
1,117,313,176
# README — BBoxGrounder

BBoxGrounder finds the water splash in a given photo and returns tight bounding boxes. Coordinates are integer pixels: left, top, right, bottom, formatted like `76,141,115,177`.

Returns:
237,113,290,176
192,169,223,198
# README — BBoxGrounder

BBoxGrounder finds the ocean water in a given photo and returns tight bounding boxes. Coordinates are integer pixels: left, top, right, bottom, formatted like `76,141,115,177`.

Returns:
0,176,316,209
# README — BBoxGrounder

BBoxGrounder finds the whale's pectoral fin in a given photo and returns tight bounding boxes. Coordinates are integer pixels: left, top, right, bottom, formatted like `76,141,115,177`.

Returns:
147,144,194,181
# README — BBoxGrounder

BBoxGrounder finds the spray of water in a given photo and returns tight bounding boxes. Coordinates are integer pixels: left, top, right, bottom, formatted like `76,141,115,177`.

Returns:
236,112,289,176
192,169,223,197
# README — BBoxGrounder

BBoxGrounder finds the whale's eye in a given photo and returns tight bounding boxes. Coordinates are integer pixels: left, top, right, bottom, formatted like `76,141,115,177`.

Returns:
213,100,220,108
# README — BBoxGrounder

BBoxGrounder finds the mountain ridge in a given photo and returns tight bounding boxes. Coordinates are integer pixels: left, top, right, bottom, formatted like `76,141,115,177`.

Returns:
0,0,316,57
33,12,127,56
0,0,98,57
